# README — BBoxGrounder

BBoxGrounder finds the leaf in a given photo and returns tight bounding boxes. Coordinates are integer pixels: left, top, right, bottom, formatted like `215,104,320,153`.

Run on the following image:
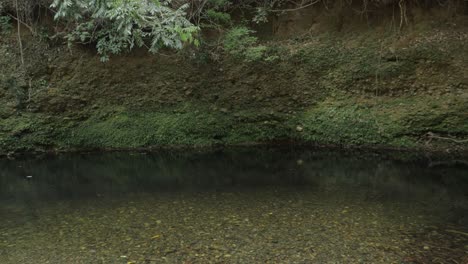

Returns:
51,0,197,62
151,234,161,239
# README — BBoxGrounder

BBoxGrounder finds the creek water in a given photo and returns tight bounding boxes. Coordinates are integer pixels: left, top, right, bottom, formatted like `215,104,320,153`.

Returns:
0,147,467,263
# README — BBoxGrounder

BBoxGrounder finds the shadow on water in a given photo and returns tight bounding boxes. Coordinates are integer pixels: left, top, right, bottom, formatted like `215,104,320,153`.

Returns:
0,147,467,263
1,147,467,201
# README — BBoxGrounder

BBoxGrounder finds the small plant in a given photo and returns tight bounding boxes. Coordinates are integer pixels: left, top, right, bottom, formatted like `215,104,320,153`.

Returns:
36,26,51,42
223,26,266,62
195,0,232,29
37,78,48,88
244,45,267,62
204,9,231,26
0,16,12,34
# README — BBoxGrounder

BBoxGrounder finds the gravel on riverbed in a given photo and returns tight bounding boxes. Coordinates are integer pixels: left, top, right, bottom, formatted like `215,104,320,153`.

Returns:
1,188,467,264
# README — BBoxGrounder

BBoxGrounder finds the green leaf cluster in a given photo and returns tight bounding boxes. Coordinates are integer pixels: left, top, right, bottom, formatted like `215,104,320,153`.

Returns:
223,26,266,62
51,0,199,61
0,16,12,34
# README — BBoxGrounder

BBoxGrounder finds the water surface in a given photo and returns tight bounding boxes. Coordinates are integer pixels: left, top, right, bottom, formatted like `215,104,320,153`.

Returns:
1,148,467,263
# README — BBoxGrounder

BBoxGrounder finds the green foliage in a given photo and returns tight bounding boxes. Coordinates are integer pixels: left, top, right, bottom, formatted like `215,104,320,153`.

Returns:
243,45,267,62
300,102,397,145
197,0,231,28
208,0,229,6
51,0,199,61
253,6,269,24
36,26,52,42
224,26,256,53
297,94,468,147
4,96,466,153
290,40,427,93
0,16,12,34
0,113,59,152
61,105,292,148
204,9,231,26
223,26,266,62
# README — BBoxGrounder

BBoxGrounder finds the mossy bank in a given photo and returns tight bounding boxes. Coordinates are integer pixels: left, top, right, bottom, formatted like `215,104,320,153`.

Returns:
0,6,467,155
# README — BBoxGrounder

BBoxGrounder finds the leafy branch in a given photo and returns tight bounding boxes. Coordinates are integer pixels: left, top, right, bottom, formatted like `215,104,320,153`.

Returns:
51,0,200,61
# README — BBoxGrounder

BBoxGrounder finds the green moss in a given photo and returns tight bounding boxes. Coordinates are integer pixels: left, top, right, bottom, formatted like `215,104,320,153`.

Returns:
297,95,468,147
1,95,467,154
289,34,464,96
64,108,219,148
1,25,467,154
298,101,398,145
0,114,59,152
58,105,294,149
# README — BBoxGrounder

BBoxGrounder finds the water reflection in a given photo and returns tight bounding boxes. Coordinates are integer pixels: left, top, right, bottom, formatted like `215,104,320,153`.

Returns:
1,148,467,201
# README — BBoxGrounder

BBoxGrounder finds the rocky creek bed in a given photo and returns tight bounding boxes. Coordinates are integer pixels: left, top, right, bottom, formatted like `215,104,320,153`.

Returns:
0,148,467,263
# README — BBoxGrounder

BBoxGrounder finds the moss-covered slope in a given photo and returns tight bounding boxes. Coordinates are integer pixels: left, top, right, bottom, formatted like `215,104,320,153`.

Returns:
0,13,467,154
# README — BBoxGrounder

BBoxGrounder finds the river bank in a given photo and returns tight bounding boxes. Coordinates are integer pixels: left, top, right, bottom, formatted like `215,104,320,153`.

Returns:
1,4,467,155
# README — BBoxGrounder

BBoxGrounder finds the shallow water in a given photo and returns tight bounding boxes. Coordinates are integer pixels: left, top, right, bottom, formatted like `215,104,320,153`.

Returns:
0,147,467,263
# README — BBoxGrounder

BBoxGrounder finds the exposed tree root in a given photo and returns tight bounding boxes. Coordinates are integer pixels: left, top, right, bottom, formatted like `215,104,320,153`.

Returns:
425,132,468,145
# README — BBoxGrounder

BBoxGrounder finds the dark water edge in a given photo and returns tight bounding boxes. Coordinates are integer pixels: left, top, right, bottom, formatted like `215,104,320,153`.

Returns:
2,139,468,160
1,146,467,263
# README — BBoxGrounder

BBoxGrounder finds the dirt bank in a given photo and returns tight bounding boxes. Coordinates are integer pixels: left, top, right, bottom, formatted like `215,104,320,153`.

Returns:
0,5,467,155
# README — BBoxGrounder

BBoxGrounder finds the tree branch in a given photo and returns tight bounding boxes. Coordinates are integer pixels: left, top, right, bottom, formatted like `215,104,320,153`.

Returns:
426,132,468,144
8,13,36,35
15,0,25,66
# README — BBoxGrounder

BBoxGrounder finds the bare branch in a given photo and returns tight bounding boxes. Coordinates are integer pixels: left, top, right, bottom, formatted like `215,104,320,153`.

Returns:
15,0,25,66
7,13,35,35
